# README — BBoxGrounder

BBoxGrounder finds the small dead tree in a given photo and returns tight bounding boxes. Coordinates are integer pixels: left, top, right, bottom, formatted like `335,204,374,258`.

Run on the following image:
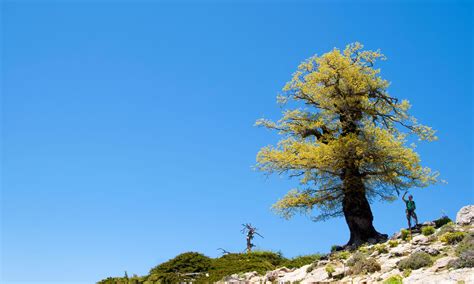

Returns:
241,223,263,253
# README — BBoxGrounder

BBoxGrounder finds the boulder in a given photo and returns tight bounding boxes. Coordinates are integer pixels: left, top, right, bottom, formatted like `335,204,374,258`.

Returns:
413,246,439,256
389,244,411,257
456,205,474,226
412,234,430,245
278,265,310,283
429,256,457,272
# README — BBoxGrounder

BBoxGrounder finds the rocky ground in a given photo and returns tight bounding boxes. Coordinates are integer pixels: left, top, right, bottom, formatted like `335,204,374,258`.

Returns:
220,205,474,283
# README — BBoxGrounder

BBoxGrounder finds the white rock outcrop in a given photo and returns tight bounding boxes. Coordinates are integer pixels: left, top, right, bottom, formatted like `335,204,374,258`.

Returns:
456,205,474,226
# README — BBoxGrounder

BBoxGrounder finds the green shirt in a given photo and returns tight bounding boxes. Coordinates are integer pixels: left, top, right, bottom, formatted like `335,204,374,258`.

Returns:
406,200,416,211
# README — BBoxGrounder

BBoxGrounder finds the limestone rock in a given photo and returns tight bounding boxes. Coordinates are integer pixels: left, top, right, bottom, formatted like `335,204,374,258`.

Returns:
456,205,474,226
404,267,474,283
413,246,440,256
412,234,430,245
429,256,457,272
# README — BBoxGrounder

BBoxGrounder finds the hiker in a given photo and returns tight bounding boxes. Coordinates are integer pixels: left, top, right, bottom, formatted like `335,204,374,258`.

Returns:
402,192,418,229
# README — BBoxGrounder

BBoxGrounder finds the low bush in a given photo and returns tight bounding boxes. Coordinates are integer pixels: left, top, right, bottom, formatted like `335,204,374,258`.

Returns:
439,231,466,244
402,268,412,277
388,240,399,247
383,275,403,284
325,264,335,277
397,252,433,270
433,216,452,228
350,257,381,275
330,245,339,252
436,222,456,236
358,245,369,253
401,229,411,241
455,232,474,256
421,226,435,236
347,252,366,267
374,244,388,254
207,251,284,282
283,254,322,268
148,252,211,283
306,262,317,273
448,250,474,269
332,250,351,260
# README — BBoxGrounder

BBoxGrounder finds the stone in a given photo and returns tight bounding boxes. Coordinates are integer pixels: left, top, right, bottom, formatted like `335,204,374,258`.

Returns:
404,267,474,283
456,205,474,226
429,256,457,272
412,234,430,245
389,244,411,257
278,265,310,283
391,231,402,240
303,266,329,283
413,246,439,256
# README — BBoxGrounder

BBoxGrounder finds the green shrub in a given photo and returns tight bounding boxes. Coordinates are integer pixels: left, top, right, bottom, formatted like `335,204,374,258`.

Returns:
358,245,369,253
439,231,466,244
448,250,474,269
350,257,381,275
347,252,366,267
397,252,433,270
383,275,403,284
330,245,339,252
456,233,474,255
402,268,412,277
325,264,335,277
421,226,435,236
374,244,388,254
388,240,399,247
401,229,411,241
283,254,322,268
207,251,285,282
333,250,351,260
148,252,211,283
306,262,317,273
437,222,455,236
433,216,452,228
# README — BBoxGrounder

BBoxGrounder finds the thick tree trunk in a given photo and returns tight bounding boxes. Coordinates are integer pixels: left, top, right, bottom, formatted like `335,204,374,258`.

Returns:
338,112,387,247
341,167,387,247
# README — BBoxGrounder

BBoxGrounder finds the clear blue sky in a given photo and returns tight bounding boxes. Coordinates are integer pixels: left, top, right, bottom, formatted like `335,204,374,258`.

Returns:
1,1,472,283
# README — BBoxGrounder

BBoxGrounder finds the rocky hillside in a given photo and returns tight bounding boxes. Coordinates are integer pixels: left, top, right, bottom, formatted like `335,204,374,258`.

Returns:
221,205,474,284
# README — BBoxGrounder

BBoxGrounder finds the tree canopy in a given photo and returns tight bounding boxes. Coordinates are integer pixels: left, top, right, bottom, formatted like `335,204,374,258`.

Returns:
256,42,438,224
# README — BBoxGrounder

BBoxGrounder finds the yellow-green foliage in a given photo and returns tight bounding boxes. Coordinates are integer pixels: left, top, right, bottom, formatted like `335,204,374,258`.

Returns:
358,245,369,253
401,229,411,241
283,254,322,268
325,264,335,277
397,252,433,270
383,275,403,284
402,268,412,277
440,231,466,244
374,244,388,254
333,250,351,260
388,240,399,247
256,42,438,221
437,223,455,236
421,226,435,236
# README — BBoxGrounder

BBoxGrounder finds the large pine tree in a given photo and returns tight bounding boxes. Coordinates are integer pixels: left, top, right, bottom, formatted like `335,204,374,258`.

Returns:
256,43,438,247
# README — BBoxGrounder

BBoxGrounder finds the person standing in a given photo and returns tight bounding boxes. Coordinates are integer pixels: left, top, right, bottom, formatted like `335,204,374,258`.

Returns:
402,192,418,229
